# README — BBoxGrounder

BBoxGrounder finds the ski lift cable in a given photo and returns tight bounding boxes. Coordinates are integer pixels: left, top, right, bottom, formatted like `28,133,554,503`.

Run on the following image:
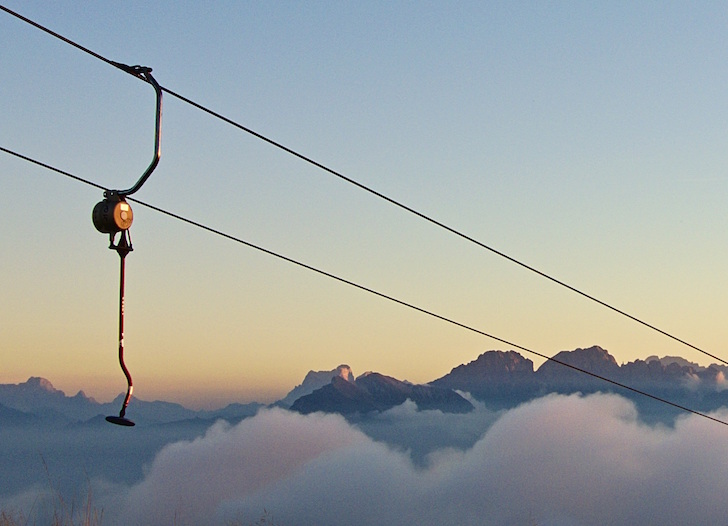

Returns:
2,144,728,428
1,4,725,368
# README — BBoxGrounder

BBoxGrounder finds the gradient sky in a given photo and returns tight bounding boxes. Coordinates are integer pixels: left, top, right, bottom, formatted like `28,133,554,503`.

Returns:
1,1,727,409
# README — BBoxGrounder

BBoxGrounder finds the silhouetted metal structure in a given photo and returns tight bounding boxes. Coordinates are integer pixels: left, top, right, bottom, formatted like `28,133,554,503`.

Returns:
92,64,162,426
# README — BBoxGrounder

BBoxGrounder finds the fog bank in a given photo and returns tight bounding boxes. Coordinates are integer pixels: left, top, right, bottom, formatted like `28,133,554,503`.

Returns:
90,393,728,525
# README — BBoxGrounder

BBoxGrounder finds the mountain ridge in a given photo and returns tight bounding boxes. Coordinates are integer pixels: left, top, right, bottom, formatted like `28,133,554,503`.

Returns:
0,377,263,426
291,372,473,415
432,345,728,414
4,345,728,424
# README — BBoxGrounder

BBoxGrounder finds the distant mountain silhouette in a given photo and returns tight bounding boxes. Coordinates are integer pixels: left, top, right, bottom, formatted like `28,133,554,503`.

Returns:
534,345,621,393
291,372,473,415
0,377,100,422
0,402,39,427
430,350,539,407
278,365,355,408
645,355,708,371
6,345,728,426
431,345,728,416
0,377,262,427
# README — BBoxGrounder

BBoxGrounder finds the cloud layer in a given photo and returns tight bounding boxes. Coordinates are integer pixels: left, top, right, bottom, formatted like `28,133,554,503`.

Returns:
93,393,728,526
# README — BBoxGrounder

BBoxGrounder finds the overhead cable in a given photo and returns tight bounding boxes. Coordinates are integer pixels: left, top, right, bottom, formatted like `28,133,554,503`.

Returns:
1,4,725,368
2,144,728,428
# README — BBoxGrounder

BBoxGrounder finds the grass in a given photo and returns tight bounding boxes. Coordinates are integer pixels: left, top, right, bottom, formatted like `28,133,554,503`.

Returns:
0,497,276,526
0,505,277,526
227,509,278,526
0,455,102,526
0,487,103,526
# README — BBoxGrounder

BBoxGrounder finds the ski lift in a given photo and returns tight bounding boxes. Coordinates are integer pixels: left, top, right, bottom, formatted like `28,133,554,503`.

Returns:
92,64,162,426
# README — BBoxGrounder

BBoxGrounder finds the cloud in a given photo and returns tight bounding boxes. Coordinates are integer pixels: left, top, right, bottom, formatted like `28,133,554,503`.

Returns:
116,410,367,525
354,396,502,463
98,395,728,525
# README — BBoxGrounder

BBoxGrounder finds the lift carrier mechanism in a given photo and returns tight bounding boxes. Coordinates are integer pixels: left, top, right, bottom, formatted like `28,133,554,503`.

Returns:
92,64,162,426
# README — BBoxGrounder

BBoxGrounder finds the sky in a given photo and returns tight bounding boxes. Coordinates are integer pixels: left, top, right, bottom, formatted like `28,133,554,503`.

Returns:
2,1,728,408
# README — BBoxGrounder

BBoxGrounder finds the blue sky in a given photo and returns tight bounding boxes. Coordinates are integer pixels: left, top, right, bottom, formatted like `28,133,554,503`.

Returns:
1,1,727,408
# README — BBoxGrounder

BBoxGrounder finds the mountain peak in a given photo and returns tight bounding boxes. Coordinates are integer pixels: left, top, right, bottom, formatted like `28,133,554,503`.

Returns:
278,364,356,407
0,377,95,420
333,365,355,381
430,350,534,385
72,390,97,403
25,377,60,393
646,355,705,372
429,350,538,406
537,346,619,378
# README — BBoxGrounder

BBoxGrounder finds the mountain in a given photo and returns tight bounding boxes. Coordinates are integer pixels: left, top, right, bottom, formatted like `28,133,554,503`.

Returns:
0,377,262,427
430,350,539,406
430,345,728,415
646,355,706,371
6,345,728,427
278,365,355,408
291,371,473,415
0,403,39,427
198,402,263,422
534,345,621,392
0,377,100,422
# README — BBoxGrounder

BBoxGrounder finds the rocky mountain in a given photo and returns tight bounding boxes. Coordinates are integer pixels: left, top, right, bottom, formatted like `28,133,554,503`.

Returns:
0,377,100,423
534,345,621,393
431,345,728,415
291,372,473,415
646,355,707,371
278,364,355,408
537,346,619,378
6,345,728,426
430,350,539,406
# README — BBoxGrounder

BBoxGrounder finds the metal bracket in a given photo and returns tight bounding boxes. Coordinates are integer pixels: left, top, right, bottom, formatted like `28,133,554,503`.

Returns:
105,63,163,198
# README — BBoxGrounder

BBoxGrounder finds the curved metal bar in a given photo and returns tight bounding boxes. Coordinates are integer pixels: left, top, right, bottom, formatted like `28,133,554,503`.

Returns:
117,239,134,414
106,65,163,197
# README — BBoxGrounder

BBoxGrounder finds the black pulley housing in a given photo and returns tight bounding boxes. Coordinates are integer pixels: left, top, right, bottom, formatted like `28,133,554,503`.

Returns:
93,198,134,233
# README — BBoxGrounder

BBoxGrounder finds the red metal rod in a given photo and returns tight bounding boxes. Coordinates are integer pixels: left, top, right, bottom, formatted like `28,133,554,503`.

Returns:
114,232,134,420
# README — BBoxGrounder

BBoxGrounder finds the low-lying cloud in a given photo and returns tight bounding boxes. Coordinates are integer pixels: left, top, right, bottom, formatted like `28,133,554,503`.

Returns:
353,394,502,462
118,410,368,524
86,393,728,526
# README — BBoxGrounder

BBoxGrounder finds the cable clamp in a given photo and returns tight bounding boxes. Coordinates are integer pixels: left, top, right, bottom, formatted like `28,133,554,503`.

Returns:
112,61,153,79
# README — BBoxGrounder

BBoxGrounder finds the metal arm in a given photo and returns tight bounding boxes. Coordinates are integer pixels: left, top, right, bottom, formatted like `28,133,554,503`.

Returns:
105,64,163,198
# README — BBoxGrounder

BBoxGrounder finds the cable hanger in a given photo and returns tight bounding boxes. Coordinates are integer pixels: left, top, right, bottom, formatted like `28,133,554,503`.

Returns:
90,64,163,426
